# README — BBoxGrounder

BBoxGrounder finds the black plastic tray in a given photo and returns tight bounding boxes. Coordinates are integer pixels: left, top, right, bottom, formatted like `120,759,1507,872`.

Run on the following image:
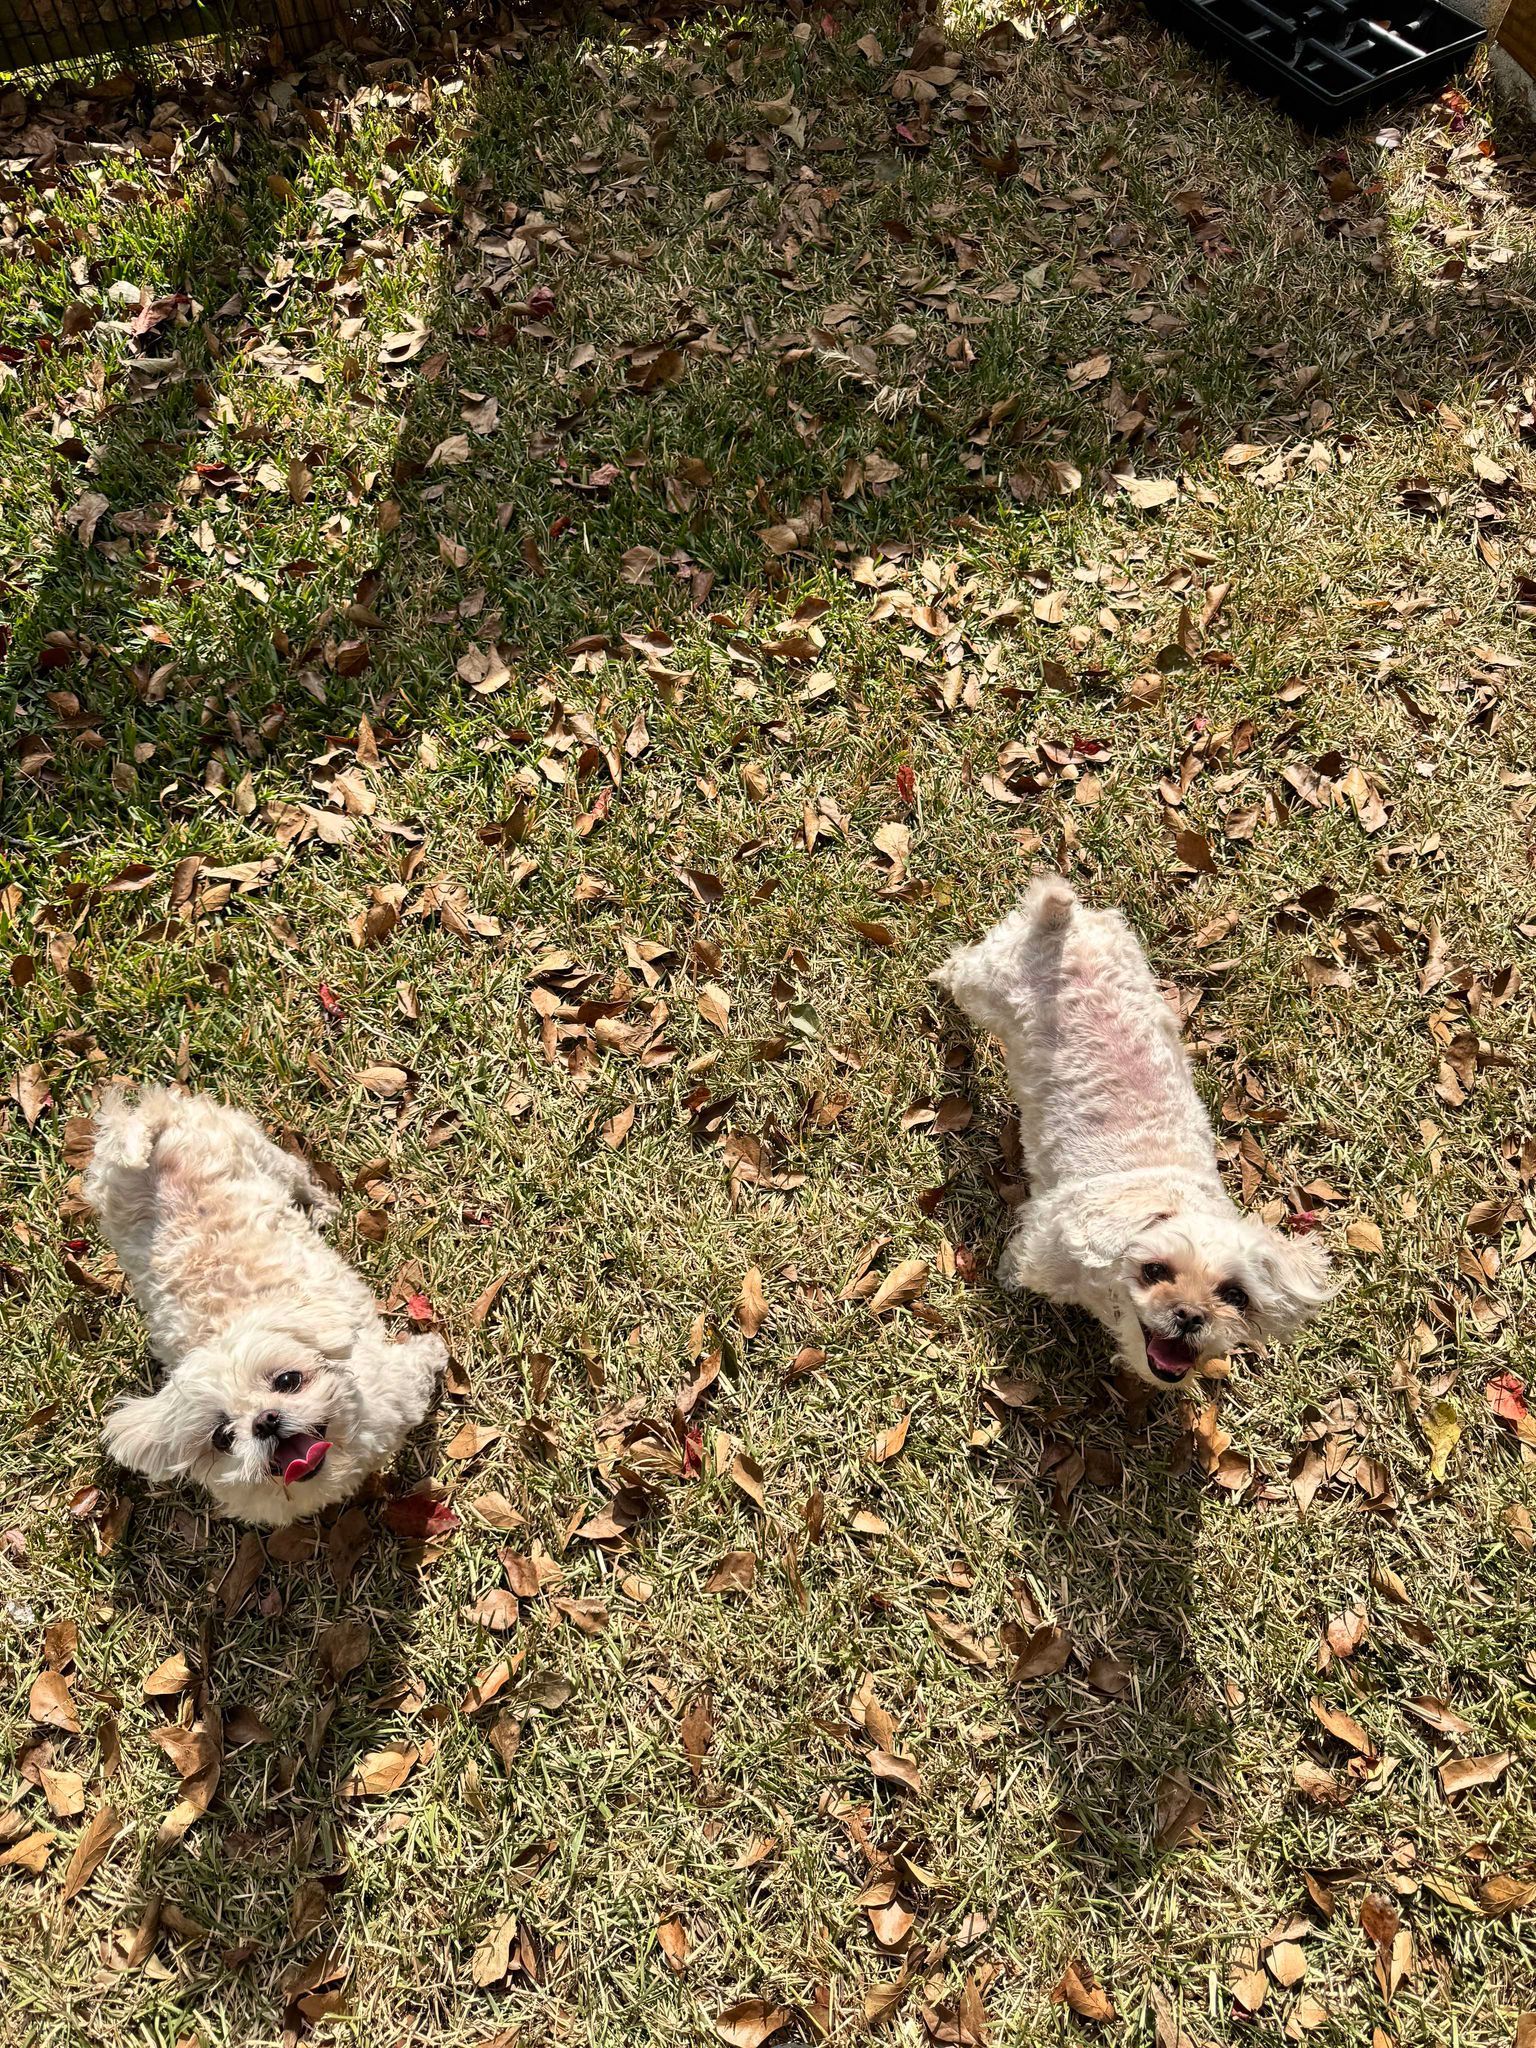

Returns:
1146,0,1484,123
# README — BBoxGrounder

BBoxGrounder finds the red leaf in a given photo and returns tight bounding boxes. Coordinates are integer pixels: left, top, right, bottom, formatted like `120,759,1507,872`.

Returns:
895,762,916,806
1485,1370,1530,1426
404,1291,434,1325
383,1493,459,1541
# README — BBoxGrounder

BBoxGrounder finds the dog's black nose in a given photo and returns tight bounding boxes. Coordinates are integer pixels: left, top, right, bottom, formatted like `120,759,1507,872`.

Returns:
1171,1307,1206,1337
252,1410,282,1441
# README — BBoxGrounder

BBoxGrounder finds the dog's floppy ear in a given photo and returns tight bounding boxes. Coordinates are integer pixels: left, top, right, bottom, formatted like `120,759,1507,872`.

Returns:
1059,1188,1171,1276
102,1382,196,1480
1253,1225,1336,1336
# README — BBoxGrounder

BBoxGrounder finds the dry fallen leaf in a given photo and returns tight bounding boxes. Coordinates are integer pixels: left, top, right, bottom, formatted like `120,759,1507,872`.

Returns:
1422,1399,1461,1483
342,1740,420,1799
658,1913,690,1972
29,1669,81,1734
737,1266,767,1339
1053,1958,1115,2022
1439,1752,1512,1799
867,1258,929,1317
714,1999,793,2048
871,1413,911,1464
60,1804,120,1901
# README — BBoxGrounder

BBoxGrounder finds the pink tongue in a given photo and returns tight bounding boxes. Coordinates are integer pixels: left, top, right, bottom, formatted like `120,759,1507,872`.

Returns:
278,1432,331,1485
1147,1334,1196,1376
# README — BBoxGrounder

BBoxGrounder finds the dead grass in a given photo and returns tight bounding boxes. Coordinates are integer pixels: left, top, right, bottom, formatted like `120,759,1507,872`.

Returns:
1,2,1535,2043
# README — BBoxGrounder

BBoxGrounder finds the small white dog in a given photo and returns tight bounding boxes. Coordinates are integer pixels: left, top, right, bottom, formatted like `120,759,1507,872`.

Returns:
935,877,1333,1389
86,1086,446,1525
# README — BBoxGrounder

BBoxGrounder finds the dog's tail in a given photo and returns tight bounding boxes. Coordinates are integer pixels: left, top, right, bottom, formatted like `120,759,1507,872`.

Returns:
931,873,1077,1031
1019,873,1077,934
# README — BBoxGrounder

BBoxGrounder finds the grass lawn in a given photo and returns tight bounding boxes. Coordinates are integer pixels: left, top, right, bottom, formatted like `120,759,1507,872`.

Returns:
2,0,1536,2040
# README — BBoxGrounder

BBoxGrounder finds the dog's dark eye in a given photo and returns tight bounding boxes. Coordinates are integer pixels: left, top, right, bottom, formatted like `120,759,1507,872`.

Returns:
271,1370,304,1395
1216,1282,1251,1312
1139,1261,1174,1286
211,1421,234,1454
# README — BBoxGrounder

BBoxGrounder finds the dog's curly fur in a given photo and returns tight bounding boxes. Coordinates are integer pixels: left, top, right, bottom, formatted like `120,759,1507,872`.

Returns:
935,877,1334,1389
85,1086,445,1525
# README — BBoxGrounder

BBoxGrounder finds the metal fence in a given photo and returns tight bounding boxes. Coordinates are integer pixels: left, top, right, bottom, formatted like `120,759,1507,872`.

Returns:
0,0,342,68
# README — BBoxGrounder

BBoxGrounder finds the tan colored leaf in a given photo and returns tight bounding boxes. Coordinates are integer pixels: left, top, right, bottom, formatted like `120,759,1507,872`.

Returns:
1439,1752,1511,1798
1268,1941,1307,1987
680,1696,713,1784
869,1747,923,1794
61,1805,120,1901
705,1550,757,1595
355,1063,409,1098
445,1418,502,1461
29,1670,80,1734
871,1413,910,1464
714,1999,792,2048
470,1912,520,1988
143,1653,193,1698
926,1609,994,1669
867,1258,929,1317
0,1829,55,1873
40,1769,85,1820
737,1266,768,1339
1346,1217,1384,1256
657,1914,690,1972
469,1492,526,1531
1311,1696,1376,1756
1053,1958,1115,2022
698,982,732,1034
342,1740,419,1799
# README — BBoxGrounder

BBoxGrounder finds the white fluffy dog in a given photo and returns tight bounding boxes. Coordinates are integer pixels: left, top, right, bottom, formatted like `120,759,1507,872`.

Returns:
85,1086,445,1525
935,877,1333,1389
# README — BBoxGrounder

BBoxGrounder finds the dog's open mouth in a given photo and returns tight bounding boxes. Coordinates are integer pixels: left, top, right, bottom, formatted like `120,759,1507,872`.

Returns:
272,1429,331,1486
1142,1331,1199,1384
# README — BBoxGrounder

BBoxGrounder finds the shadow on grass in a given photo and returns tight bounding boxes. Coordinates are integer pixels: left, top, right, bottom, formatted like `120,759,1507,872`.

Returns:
2,0,1535,867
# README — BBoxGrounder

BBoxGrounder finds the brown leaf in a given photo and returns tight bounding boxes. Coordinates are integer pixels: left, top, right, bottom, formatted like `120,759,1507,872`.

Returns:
143,1653,194,1698
29,1669,81,1734
737,1266,768,1339
445,1418,502,1461
705,1550,757,1595
61,1804,120,1901
698,982,732,1034
471,1589,521,1632
1324,1605,1368,1659
871,1413,911,1464
1053,1958,1116,2022
730,1451,767,1513
467,1272,513,1327
680,1696,713,1784
0,1830,55,1873
868,1258,929,1317
926,1609,994,1669
714,1999,793,2047
1439,1752,1512,1798
342,1740,420,1798
1006,1623,1071,1682
1268,1941,1307,1988
657,1915,690,1971
869,1747,923,1794
355,1063,409,1098
1311,1696,1376,1756
470,1912,522,1988
469,1492,526,1531
317,1620,371,1684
